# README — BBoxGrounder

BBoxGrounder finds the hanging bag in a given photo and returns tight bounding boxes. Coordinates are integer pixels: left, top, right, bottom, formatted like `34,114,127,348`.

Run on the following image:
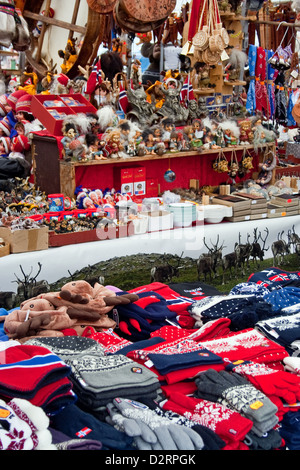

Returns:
208,0,225,53
192,0,210,51
213,149,229,173
228,149,239,178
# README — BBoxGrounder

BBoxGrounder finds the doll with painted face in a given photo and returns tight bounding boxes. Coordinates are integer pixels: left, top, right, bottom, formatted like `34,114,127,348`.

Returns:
103,128,126,159
86,133,107,160
0,137,10,158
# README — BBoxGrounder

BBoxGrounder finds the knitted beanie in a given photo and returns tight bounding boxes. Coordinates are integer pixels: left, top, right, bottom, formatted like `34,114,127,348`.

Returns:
0,342,72,400
0,136,11,154
11,134,31,153
0,94,8,116
56,74,69,87
15,93,32,114
0,115,12,136
6,89,27,111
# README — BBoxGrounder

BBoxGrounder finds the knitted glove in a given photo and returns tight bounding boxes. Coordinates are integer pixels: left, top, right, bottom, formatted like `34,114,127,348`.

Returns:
195,369,278,436
111,398,204,450
0,398,54,450
226,360,300,404
106,402,157,450
244,429,283,450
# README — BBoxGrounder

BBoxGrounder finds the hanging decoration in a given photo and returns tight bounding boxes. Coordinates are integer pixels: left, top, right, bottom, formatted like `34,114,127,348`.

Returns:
191,0,227,64
254,47,270,119
266,49,276,119
164,157,176,182
246,44,257,115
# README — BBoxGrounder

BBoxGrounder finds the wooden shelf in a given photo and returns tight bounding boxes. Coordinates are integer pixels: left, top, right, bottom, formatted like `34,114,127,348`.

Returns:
193,88,215,95
60,143,275,168
223,80,247,87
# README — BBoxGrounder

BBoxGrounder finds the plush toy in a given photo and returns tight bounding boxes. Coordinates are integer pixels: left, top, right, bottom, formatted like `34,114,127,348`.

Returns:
140,42,161,85
3,298,75,340
35,280,139,318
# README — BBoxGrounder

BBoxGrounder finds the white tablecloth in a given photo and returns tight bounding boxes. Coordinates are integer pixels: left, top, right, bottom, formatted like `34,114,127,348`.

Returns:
1,215,299,293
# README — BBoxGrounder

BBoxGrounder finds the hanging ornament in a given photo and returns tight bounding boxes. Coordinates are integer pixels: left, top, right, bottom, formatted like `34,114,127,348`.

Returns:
164,169,176,182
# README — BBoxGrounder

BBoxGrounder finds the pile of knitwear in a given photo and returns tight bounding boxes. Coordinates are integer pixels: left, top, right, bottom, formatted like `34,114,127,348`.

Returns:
0,268,300,450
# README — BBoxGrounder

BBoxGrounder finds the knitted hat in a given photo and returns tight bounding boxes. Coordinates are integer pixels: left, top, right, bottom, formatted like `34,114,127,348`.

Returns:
0,136,11,154
57,73,69,87
11,134,31,153
6,89,27,111
0,94,8,116
15,93,32,114
0,115,12,136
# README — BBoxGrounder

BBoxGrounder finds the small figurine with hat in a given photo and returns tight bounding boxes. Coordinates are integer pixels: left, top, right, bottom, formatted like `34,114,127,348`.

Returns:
0,137,11,158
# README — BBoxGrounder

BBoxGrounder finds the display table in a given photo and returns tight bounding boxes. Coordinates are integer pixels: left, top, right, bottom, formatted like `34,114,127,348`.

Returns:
59,144,272,198
0,214,299,293
30,134,274,198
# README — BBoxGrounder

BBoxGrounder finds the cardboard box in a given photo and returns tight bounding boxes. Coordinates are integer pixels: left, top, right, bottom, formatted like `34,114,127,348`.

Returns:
146,178,159,197
0,242,10,257
140,210,173,232
225,214,251,222
0,227,49,253
133,166,146,181
134,181,146,195
250,205,268,215
212,195,251,211
234,192,267,207
222,94,233,104
271,194,300,207
205,96,215,106
48,224,126,247
250,212,268,220
267,203,299,218
128,215,149,235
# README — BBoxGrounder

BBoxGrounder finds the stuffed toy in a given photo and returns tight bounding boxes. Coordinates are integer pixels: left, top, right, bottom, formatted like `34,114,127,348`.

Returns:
140,42,161,85
3,280,139,341
3,298,75,340
35,280,139,318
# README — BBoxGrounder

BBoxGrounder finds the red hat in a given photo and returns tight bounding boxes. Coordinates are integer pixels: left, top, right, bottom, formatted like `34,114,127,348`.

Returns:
6,89,27,111
15,93,32,114
57,74,69,87
0,115,12,136
0,95,8,117
0,137,11,154
11,134,31,153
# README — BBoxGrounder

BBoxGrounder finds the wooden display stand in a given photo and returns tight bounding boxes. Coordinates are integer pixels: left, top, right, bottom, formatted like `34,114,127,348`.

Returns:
58,143,275,199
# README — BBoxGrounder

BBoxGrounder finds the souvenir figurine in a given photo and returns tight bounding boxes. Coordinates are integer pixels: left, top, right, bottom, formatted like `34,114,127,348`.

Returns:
0,137,10,158
103,129,127,159
150,125,166,155
177,131,190,151
190,118,204,148
142,129,157,155
61,122,87,162
169,131,179,152
118,120,131,153
255,152,277,186
86,133,108,160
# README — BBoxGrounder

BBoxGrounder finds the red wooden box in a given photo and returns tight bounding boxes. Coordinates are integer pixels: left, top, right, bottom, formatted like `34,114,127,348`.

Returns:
31,94,97,136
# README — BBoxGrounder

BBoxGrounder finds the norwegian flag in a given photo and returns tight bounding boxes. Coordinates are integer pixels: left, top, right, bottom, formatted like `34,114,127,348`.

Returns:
76,427,92,438
118,83,130,114
85,58,102,95
180,75,195,107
